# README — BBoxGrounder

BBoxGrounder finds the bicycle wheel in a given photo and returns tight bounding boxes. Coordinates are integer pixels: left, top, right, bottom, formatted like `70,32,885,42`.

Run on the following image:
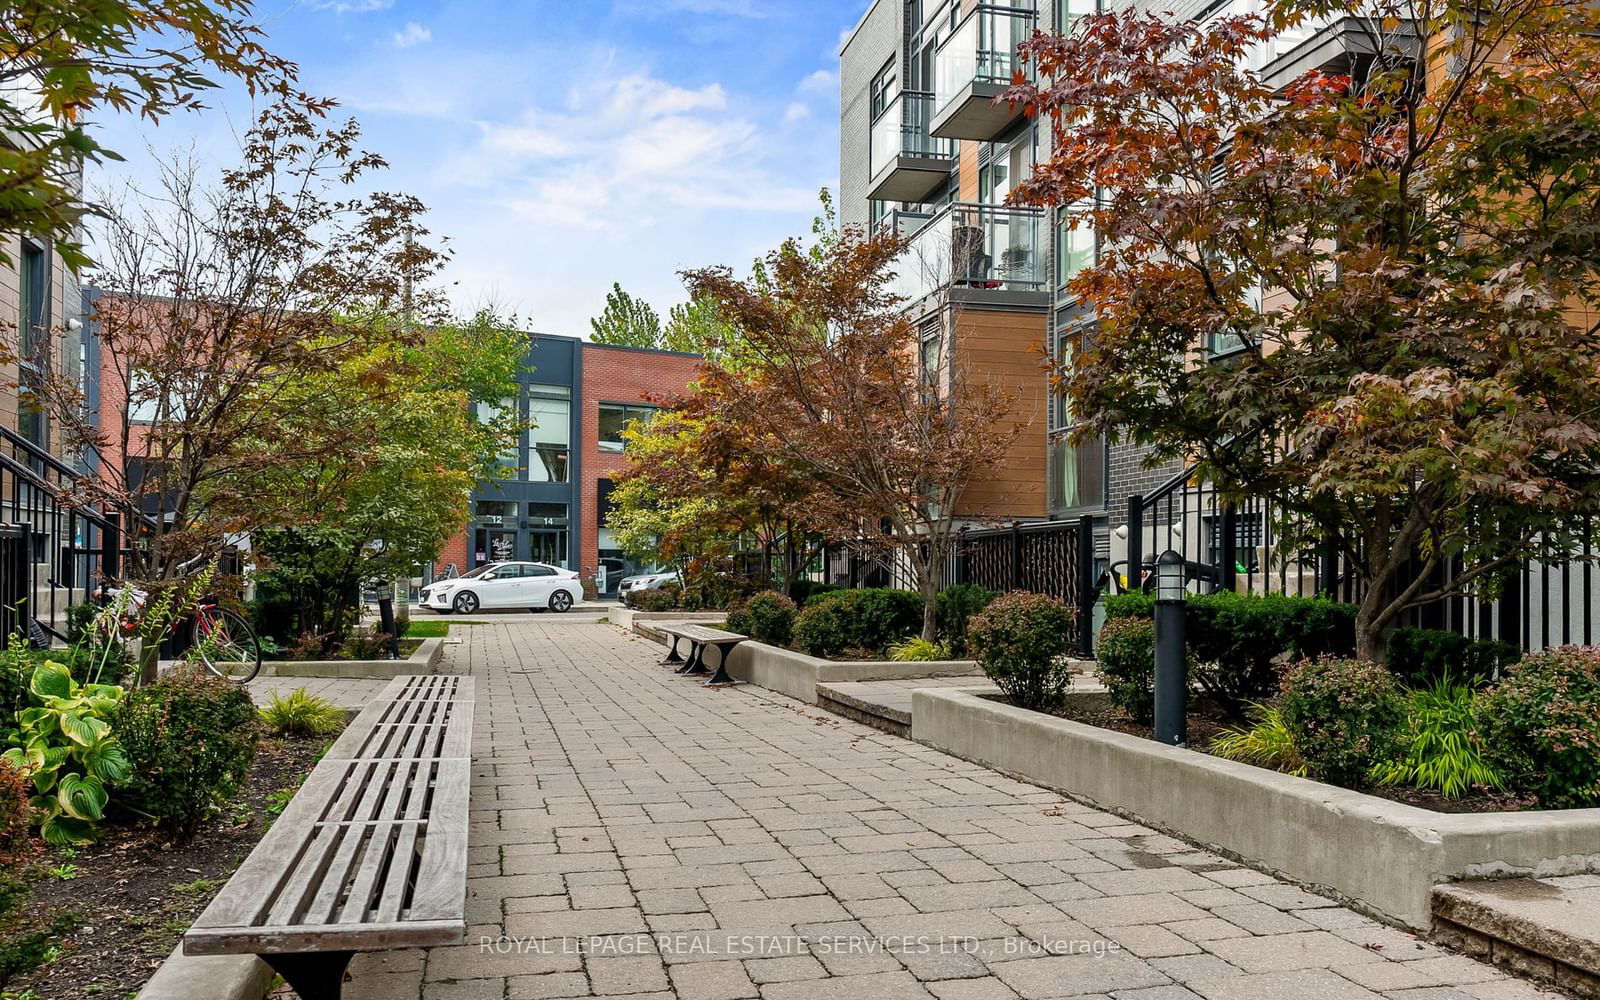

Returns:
192,607,262,682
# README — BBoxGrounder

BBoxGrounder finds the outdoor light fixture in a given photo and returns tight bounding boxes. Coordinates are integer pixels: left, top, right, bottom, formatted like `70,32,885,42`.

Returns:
1153,549,1188,746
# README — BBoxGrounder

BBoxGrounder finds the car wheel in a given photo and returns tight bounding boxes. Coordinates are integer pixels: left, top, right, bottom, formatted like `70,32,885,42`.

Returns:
452,591,479,614
550,590,573,613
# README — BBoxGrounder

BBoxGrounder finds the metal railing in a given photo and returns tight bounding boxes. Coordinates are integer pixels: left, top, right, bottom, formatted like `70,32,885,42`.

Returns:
870,91,955,178
892,202,1047,303
0,426,121,643
934,4,1038,115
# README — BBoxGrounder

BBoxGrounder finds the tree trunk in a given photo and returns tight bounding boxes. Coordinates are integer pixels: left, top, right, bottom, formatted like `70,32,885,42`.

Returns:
917,564,939,643
1355,587,1389,664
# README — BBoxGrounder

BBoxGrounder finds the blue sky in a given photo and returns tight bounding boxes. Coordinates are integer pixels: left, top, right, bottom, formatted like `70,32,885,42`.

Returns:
88,0,864,336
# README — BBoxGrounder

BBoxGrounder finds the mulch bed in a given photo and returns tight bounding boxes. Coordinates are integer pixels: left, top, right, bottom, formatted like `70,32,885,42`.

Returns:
1025,695,1530,815
6,727,341,999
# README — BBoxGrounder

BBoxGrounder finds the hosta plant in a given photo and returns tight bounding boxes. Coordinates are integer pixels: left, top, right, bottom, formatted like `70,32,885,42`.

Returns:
1,660,130,845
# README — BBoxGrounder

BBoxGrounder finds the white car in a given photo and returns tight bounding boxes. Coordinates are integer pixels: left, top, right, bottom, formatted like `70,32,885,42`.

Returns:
419,562,583,614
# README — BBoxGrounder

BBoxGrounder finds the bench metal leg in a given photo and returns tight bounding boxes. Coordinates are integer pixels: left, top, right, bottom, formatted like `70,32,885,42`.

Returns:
264,951,353,1000
681,642,710,675
704,643,739,686
661,635,684,666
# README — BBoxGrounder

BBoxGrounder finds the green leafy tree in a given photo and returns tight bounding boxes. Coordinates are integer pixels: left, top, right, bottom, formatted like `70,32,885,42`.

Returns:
245,312,527,645
1011,0,1600,660
589,281,662,348
0,0,297,268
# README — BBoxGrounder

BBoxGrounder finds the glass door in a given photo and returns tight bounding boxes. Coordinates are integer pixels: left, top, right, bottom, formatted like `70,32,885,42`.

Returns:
474,528,519,566
529,529,569,568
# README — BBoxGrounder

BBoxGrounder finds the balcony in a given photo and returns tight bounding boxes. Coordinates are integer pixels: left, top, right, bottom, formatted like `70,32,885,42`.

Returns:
869,91,956,203
932,4,1036,142
891,202,1046,305
1258,15,1419,93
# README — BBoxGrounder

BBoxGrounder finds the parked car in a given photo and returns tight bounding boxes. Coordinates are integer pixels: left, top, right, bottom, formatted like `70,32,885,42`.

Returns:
419,562,583,614
619,570,678,606
598,556,637,594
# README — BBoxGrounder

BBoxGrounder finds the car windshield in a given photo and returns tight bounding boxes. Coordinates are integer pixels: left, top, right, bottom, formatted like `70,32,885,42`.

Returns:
460,564,496,580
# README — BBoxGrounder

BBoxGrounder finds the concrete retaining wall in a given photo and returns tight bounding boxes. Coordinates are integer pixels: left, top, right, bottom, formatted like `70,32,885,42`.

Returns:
610,608,727,632
258,637,444,678
137,950,270,1000
719,640,980,704
911,686,1600,930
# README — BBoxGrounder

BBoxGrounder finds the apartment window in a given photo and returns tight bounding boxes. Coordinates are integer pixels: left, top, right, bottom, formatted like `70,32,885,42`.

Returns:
919,320,943,387
870,60,898,120
474,500,519,522
1055,204,1095,289
1204,257,1262,358
18,241,48,446
979,126,1034,206
598,403,659,453
1054,0,1096,31
1048,312,1106,512
476,397,521,478
527,501,568,526
528,385,570,483
870,200,891,230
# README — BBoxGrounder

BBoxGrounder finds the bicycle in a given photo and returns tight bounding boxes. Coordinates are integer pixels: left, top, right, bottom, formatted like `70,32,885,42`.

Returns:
98,581,263,683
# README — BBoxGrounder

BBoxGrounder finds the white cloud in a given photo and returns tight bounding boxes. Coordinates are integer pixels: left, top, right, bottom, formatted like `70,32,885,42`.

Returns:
798,68,837,94
783,101,810,123
314,0,393,12
391,22,432,48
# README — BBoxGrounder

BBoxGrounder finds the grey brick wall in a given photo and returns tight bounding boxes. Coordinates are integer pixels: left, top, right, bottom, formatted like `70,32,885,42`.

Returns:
839,0,902,230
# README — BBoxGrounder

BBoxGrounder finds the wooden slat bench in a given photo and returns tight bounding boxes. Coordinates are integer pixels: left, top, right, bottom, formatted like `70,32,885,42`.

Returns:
659,624,747,685
183,674,475,999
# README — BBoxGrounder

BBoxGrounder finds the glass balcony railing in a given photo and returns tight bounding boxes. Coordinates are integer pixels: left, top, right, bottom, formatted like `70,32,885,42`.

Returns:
934,4,1037,116
892,202,1046,303
870,91,955,178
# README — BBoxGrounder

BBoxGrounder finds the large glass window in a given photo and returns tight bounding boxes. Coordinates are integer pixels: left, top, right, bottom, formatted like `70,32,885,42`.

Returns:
1055,203,1095,289
870,59,898,119
527,386,570,483
598,403,660,453
1054,0,1096,32
476,397,521,478
18,242,47,445
526,501,568,525
474,499,518,521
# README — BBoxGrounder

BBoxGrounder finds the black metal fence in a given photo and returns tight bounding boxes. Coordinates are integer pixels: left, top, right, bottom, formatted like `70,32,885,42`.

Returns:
0,427,119,644
948,516,1098,658
1121,460,1597,655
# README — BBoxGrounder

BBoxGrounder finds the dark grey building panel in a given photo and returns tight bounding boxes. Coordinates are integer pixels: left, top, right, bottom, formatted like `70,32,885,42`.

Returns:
840,0,902,229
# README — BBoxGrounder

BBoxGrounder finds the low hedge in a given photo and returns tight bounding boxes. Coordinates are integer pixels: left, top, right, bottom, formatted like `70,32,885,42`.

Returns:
1385,627,1519,687
1280,656,1406,786
1096,617,1156,721
1101,591,1357,713
788,580,842,607
793,588,922,657
936,584,998,657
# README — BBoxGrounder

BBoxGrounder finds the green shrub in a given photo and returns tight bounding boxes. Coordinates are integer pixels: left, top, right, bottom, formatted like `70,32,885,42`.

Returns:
789,580,841,606
968,592,1076,711
1374,677,1502,798
1210,703,1306,776
792,588,923,657
889,637,950,661
340,627,392,660
65,603,98,647
725,599,753,636
1476,646,1600,808
1096,617,1156,721
936,584,998,657
1103,592,1154,620
259,689,345,737
1101,591,1358,716
1385,627,1519,688
744,591,797,647
118,667,259,839
1279,656,1406,787
633,584,684,613
0,659,129,845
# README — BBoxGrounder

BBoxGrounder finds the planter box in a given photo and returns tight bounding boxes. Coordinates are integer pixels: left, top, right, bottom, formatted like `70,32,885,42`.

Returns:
911,686,1600,930
611,608,727,632
258,636,445,678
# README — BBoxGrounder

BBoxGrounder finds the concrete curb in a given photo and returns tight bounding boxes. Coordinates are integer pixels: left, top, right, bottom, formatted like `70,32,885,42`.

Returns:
910,686,1600,930
258,636,444,678
137,949,272,1000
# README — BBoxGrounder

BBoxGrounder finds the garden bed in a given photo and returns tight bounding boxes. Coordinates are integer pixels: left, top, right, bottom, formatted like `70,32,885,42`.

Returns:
911,685,1600,930
1040,695,1528,815
257,635,444,678
4,727,338,998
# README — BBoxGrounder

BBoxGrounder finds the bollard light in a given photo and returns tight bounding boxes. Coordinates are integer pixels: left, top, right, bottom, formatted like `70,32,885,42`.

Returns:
1152,549,1188,746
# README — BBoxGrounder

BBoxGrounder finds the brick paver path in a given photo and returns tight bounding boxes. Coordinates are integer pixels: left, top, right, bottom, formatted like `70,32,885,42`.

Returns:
340,620,1557,1000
